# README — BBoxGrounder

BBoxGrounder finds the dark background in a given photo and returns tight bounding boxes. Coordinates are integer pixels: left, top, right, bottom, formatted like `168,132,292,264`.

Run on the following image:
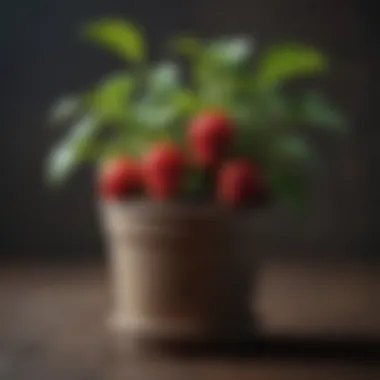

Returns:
0,0,379,260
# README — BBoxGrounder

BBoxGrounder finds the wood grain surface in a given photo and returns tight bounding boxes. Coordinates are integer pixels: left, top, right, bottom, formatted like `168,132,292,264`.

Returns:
0,260,379,379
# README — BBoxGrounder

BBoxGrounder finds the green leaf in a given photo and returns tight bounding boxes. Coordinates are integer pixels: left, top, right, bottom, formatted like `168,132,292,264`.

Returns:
245,90,347,136
46,114,101,185
192,38,253,108
206,37,254,68
256,43,328,89
91,73,135,121
195,67,239,108
300,92,347,133
270,136,320,169
101,135,147,158
147,62,181,96
46,144,77,186
49,95,83,125
132,62,186,137
171,36,253,108
83,18,145,62
247,89,290,123
135,102,179,131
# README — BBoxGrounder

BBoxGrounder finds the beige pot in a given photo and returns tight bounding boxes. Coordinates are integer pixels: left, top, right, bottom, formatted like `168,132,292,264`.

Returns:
99,200,255,343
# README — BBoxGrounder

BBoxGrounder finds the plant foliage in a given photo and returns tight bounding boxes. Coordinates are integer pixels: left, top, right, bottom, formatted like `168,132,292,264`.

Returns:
47,18,347,213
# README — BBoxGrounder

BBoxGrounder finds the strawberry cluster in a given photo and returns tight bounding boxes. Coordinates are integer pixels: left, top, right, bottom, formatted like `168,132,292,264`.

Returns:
99,109,268,208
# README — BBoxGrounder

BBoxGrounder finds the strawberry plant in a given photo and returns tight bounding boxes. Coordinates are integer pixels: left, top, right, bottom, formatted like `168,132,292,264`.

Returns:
47,18,346,213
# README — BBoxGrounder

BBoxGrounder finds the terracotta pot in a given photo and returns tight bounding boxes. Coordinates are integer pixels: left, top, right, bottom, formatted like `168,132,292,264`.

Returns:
99,200,255,343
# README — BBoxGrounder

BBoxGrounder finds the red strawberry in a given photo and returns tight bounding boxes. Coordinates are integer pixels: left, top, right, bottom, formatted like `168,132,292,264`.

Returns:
99,157,141,199
217,159,261,207
142,142,186,200
188,109,234,167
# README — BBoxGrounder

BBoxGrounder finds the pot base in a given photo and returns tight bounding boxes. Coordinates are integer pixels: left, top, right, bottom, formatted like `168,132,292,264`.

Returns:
107,308,259,355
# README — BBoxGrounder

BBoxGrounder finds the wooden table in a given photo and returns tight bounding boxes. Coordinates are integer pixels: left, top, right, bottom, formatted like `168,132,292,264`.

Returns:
0,260,379,379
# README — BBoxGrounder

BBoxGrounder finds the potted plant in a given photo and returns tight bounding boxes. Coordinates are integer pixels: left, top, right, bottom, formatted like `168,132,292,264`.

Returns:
47,18,345,343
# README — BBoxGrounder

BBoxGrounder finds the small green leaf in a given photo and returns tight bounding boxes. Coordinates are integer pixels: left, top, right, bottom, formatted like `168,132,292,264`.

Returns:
206,37,254,68
135,102,178,130
249,89,290,122
270,136,318,168
300,92,347,132
46,114,101,185
256,43,328,89
147,62,181,96
46,144,77,186
91,73,135,121
131,62,185,137
49,96,83,125
83,18,145,62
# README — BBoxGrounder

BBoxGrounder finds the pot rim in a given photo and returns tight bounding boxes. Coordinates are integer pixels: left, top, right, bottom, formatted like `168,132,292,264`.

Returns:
98,199,230,214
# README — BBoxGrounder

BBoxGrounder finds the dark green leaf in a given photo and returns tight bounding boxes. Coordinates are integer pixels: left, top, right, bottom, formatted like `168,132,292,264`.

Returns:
270,136,319,169
300,92,347,132
83,19,145,62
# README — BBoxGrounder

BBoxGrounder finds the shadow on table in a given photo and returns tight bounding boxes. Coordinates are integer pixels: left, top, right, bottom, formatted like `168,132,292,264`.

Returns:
139,336,380,363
